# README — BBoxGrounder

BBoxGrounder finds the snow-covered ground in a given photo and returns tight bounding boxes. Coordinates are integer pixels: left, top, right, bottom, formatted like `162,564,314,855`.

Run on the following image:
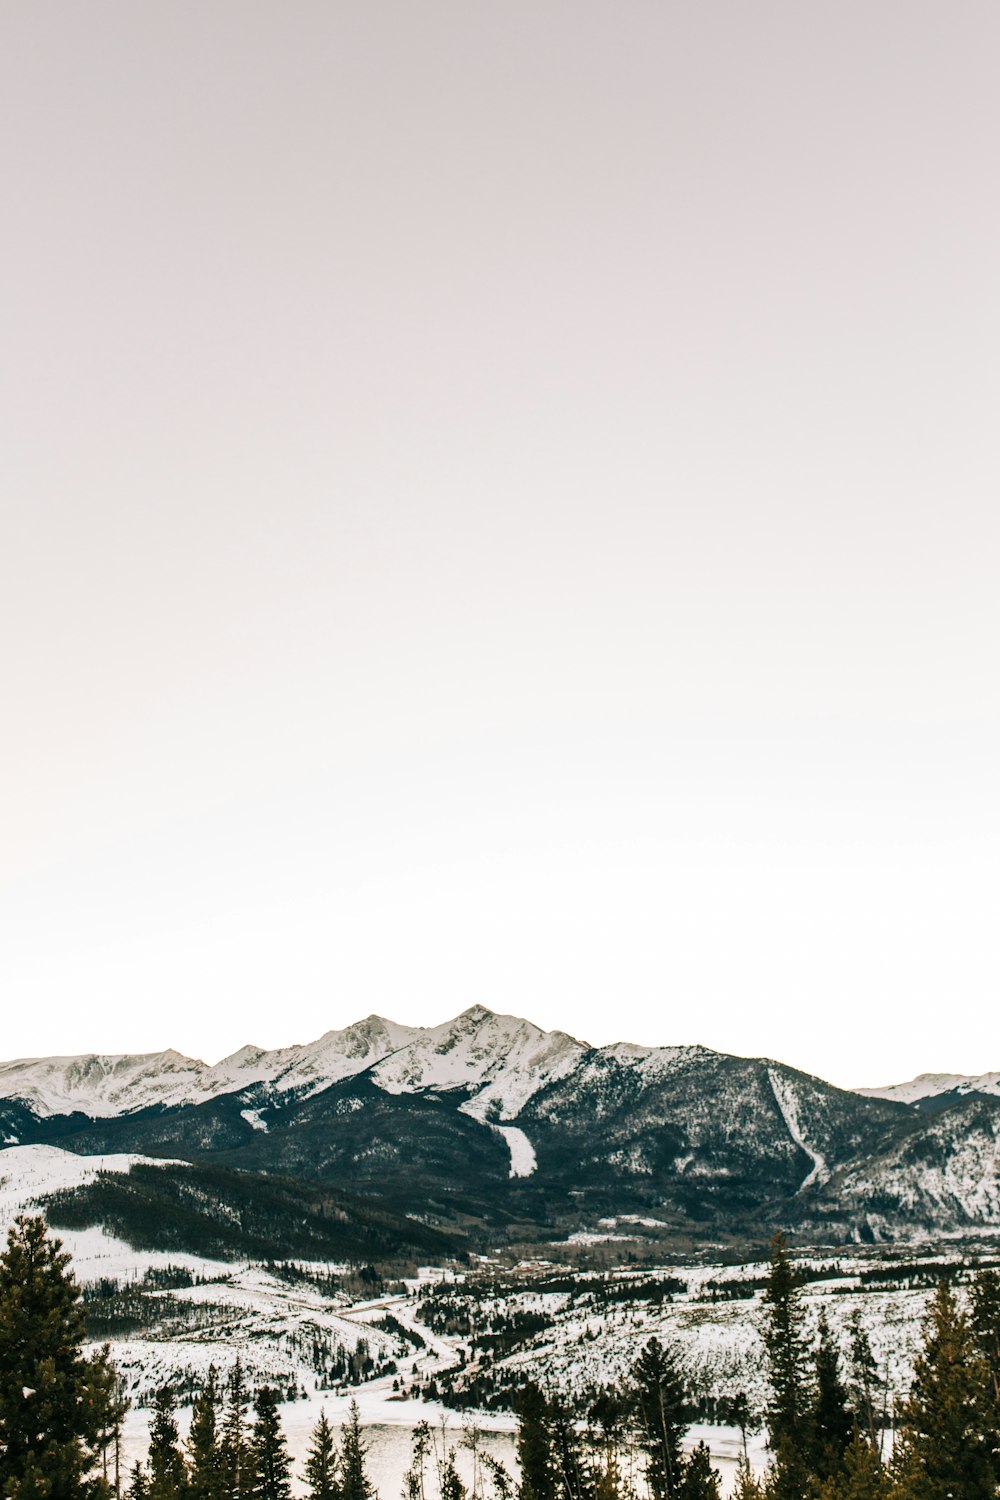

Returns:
767,1069,828,1192
0,1144,232,1283
857,1071,1000,1106
491,1126,537,1178
2,1142,981,1498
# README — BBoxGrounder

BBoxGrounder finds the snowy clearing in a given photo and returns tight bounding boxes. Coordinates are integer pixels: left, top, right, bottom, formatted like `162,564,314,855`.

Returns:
492,1125,537,1178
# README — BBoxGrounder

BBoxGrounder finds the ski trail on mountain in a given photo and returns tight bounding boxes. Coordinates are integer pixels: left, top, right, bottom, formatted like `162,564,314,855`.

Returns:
767,1069,828,1191
492,1125,537,1178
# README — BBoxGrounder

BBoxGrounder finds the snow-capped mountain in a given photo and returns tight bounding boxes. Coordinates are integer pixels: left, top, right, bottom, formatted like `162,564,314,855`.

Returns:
2,1008,999,1244
0,1007,586,1122
856,1071,1000,1111
0,1049,210,1120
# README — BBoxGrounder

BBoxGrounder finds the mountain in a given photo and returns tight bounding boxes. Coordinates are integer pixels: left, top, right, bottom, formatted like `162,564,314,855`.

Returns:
0,1007,584,1122
2,1008,998,1245
857,1071,1000,1113
795,1094,1000,1236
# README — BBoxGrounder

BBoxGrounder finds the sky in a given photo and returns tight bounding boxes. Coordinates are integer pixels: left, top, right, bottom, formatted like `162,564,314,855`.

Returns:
2,2,998,1090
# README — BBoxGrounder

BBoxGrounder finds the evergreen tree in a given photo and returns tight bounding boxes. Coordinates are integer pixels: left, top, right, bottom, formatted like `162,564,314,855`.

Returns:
220,1361,251,1500
971,1268,1000,1483
339,1400,374,1500
111,1372,132,1499
404,1421,431,1500
725,1394,752,1466
677,1444,720,1500
818,1431,885,1500
303,1410,339,1500
147,1387,186,1500
128,1465,150,1500
482,1455,515,1500
549,1399,591,1500
0,1213,116,1499
515,1384,557,1500
188,1368,225,1500
91,1347,129,1497
730,1457,764,1500
588,1387,628,1500
760,1233,811,1500
631,1337,687,1500
892,1280,995,1500
972,1268,1000,1401
437,1447,467,1500
810,1312,853,1482
845,1313,882,1455
590,1446,625,1500
248,1388,291,1500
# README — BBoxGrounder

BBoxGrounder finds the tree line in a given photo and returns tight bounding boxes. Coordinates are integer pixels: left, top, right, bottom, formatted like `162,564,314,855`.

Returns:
3,1215,1000,1499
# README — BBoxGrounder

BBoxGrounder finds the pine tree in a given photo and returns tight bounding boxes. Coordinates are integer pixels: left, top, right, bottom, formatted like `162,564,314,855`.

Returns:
810,1312,853,1482
892,1280,995,1500
338,1400,374,1500
404,1421,431,1500
0,1213,116,1499
730,1457,763,1500
482,1455,515,1500
302,1410,339,1500
971,1267,1000,1484
188,1368,224,1500
128,1465,150,1500
147,1386,186,1499
845,1313,882,1455
818,1431,885,1500
437,1447,467,1500
760,1233,811,1500
588,1386,628,1500
678,1444,720,1500
549,1397,592,1500
972,1268,1000,1401
515,1384,557,1500
590,1445,624,1500
220,1361,251,1500
111,1371,132,1499
247,1387,291,1500
630,1337,687,1500
91,1346,129,1497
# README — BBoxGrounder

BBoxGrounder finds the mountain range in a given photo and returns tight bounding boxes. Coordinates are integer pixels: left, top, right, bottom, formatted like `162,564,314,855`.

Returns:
2,1007,999,1250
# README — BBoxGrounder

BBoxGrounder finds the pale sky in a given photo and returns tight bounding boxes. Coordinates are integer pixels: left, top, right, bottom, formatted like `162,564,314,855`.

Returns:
2,2,998,1090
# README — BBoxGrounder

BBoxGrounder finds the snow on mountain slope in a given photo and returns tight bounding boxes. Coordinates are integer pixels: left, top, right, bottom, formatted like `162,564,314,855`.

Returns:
767,1067,829,1191
0,1142,169,1210
492,1125,538,1178
857,1071,1000,1107
0,1143,233,1283
599,1041,713,1074
373,1006,585,1119
801,1097,1000,1235
0,1050,208,1118
248,1015,425,1100
0,1007,586,1124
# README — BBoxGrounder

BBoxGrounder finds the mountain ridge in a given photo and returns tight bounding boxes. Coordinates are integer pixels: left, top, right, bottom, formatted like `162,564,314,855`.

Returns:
3,1009,998,1245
